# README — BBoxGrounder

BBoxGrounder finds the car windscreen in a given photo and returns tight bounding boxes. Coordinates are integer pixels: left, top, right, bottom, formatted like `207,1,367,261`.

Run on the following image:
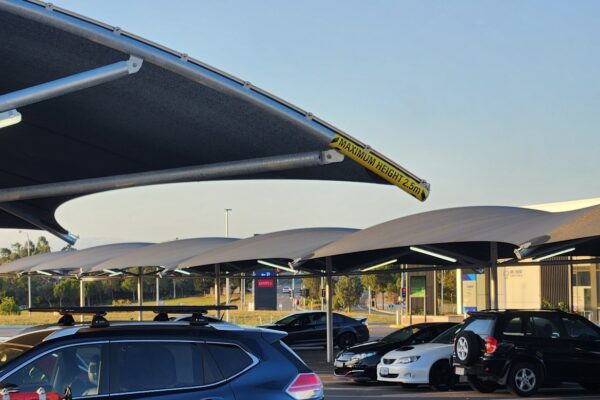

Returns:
381,326,421,343
431,324,463,344
0,343,29,369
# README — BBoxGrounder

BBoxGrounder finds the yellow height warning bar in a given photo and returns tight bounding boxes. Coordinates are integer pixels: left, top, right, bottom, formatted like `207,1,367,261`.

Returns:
329,133,430,202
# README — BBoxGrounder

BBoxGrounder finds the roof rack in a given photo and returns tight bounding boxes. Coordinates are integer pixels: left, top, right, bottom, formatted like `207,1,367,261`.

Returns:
29,305,237,328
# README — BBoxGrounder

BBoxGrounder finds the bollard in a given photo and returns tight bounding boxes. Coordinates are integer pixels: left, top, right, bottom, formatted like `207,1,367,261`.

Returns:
1,388,10,400
36,388,46,400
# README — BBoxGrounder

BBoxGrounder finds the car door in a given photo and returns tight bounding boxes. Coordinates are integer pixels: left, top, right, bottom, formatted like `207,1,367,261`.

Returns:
305,313,326,345
525,313,573,380
285,315,311,345
109,340,235,400
560,315,600,381
0,342,109,399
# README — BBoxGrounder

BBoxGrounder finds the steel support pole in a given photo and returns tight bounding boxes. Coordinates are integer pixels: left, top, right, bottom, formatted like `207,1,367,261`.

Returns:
433,270,437,316
325,257,334,363
490,242,498,310
0,150,343,203
225,276,230,322
367,286,371,314
79,271,85,322
137,267,143,321
215,264,221,319
241,273,245,311
27,275,32,312
0,56,142,113
156,276,160,305
456,269,463,315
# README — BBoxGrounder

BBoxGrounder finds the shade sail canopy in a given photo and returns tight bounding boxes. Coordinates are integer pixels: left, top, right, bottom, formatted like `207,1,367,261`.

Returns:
29,242,153,272
0,0,423,242
300,205,600,270
88,238,237,273
0,250,74,274
177,228,358,272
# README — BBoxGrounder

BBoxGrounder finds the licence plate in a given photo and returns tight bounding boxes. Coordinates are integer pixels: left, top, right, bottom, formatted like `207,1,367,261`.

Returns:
380,367,389,376
455,367,465,376
334,361,344,368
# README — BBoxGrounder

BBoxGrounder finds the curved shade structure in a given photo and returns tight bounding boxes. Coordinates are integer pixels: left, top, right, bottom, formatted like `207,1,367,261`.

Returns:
29,242,153,272
0,250,75,274
88,237,237,273
301,205,600,270
0,0,426,242
177,228,357,271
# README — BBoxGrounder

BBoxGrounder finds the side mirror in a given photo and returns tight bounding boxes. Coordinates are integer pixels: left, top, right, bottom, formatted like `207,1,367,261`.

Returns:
63,386,73,400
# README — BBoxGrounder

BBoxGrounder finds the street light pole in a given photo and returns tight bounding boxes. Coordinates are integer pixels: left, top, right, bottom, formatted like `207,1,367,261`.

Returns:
224,209,232,322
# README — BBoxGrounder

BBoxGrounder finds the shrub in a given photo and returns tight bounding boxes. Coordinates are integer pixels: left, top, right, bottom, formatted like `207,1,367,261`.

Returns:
0,296,21,315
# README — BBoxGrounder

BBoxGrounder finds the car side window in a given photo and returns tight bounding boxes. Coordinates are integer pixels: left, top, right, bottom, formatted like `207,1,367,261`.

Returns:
110,341,203,393
307,314,325,326
4,343,106,397
529,317,561,339
562,318,600,341
206,343,254,379
502,317,524,336
291,316,307,327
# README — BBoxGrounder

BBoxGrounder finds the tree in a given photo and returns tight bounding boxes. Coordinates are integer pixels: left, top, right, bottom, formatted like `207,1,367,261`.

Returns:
52,279,79,307
335,276,363,312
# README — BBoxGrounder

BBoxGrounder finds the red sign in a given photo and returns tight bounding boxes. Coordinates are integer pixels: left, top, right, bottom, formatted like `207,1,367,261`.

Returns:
257,279,274,288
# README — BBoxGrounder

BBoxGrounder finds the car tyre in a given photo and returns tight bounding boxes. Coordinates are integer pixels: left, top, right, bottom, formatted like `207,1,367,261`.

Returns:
507,362,541,397
580,382,600,393
454,331,481,366
400,383,418,389
337,332,357,349
467,375,499,393
429,360,456,391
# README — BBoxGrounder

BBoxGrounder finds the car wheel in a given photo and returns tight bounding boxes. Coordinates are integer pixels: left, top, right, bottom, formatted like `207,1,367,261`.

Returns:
400,383,418,389
454,331,481,366
429,360,456,391
337,332,357,349
507,362,541,397
467,375,499,393
580,382,600,393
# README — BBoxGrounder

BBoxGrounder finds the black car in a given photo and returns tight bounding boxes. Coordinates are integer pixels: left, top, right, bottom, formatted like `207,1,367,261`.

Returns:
0,307,324,400
259,311,369,348
453,309,600,397
334,322,457,382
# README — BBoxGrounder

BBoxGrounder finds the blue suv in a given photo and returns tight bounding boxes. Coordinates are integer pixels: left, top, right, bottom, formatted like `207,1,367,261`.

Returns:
0,307,324,400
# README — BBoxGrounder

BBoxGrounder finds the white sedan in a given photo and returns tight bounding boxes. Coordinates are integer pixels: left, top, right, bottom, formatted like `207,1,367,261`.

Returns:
377,324,463,391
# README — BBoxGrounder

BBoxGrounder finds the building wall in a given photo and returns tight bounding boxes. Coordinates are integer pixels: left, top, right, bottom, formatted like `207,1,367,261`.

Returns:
540,262,571,309
497,265,541,309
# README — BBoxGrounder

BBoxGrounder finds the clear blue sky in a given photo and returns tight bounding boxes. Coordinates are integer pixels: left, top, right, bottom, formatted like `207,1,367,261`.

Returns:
2,0,600,250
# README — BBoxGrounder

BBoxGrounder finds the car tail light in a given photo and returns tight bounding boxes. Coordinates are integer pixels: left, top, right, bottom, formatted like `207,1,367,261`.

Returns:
485,336,498,354
285,373,324,400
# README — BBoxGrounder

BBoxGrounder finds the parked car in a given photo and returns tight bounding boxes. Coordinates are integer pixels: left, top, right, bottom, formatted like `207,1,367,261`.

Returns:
335,322,457,383
453,309,600,397
259,311,369,348
0,312,324,400
377,324,463,390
